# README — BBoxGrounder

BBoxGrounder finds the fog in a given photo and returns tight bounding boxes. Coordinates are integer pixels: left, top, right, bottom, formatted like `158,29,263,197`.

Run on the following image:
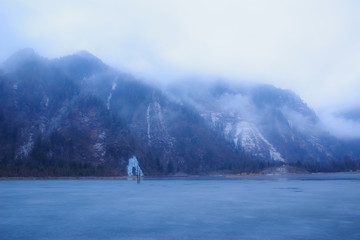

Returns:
1,0,360,138
319,107,360,139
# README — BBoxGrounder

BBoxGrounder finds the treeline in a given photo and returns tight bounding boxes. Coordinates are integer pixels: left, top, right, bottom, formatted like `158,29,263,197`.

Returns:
1,153,358,177
296,155,359,173
0,157,120,177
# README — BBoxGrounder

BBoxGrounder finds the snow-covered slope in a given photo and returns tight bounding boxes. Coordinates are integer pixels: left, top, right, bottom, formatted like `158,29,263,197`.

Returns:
202,112,284,161
168,80,345,164
1,50,359,177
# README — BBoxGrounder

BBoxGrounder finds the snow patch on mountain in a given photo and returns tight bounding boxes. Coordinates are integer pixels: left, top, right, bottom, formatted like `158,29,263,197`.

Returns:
232,121,285,162
146,101,174,147
106,82,117,110
210,112,221,128
106,93,112,110
99,131,106,140
111,82,117,90
94,143,105,157
18,134,34,158
269,149,284,162
93,131,106,161
153,102,164,126
44,96,49,107
308,135,332,157
202,111,285,162
224,122,232,136
147,104,151,145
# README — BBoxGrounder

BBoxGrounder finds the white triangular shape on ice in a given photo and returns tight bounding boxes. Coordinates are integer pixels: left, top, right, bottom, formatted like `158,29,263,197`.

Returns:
127,156,144,176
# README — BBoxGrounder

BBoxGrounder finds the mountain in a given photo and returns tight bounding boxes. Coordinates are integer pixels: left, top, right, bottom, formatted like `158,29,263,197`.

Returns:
0,49,359,177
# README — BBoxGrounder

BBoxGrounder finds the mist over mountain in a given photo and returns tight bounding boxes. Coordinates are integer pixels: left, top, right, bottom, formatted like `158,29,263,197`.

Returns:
336,108,360,122
0,49,359,177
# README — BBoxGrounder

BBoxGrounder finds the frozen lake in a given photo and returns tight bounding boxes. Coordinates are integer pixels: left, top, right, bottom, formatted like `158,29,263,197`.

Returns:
1,174,360,240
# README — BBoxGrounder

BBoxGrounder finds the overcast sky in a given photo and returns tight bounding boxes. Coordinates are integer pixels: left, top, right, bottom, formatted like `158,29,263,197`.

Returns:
1,0,360,115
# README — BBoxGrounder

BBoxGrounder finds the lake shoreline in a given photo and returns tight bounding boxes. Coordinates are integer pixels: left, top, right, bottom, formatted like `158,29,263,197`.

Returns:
1,171,359,180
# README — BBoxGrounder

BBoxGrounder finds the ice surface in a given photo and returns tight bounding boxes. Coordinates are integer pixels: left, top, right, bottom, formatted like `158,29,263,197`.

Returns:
1,174,360,240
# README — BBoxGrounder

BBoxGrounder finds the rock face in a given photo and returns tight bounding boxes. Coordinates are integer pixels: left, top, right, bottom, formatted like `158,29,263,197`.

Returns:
166,80,359,168
0,49,359,176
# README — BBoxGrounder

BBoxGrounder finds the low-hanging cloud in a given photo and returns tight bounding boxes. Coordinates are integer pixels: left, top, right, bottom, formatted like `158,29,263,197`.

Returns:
1,0,360,121
318,109,360,139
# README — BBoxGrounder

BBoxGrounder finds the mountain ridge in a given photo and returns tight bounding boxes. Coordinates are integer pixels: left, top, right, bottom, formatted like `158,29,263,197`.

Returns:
0,49,359,177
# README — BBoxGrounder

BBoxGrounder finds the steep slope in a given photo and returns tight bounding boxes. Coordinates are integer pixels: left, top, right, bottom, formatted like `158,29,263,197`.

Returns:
167,80,356,168
0,50,139,176
0,50,242,176
0,50,359,177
